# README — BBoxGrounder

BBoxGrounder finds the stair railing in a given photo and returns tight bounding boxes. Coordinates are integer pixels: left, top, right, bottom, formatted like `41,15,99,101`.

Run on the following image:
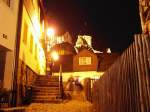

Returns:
59,64,63,99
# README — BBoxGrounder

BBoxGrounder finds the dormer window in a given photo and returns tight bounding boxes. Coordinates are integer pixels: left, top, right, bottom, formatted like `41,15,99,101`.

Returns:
79,57,91,65
3,0,11,7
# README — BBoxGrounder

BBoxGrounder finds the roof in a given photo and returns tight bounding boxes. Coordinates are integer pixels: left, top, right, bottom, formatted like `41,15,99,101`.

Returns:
97,53,120,71
51,42,76,55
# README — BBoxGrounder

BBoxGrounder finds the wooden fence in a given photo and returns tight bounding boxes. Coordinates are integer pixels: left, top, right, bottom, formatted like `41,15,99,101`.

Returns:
84,78,97,102
92,34,150,112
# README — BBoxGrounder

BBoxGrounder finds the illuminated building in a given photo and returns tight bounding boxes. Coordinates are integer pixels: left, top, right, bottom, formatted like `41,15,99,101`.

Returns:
0,0,47,106
14,0,46,105
75,35,102,53
76,35,92,48
52,35,119,85
139,0,150,34
47,31,72,49
19,0,46,75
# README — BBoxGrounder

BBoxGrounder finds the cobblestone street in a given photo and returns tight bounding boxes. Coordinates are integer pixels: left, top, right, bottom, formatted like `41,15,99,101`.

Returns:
25,100,93,112
25,90,93,112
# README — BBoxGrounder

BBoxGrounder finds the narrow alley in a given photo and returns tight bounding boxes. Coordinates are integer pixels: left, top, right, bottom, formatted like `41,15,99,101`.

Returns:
25,75,93,112
0,0,150,112
1,86,93,112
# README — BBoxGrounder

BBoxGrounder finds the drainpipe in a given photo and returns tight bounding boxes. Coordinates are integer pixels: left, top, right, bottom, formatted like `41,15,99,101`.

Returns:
11,0,23,107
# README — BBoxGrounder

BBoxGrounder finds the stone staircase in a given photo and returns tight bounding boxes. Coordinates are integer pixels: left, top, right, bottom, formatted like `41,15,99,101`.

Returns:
32,75,62,103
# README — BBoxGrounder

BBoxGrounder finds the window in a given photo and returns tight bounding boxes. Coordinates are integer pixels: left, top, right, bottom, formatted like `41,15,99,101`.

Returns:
34,44,37,59
3,0,13,8
30,34,33,53
23,22,28,44
58,50,65,55
3,0,10,7
79,57,91,65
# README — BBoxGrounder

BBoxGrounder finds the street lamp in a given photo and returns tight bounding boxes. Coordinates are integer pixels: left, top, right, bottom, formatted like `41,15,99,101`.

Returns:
46,27,63,99
45,27,55,75
46,28,55,38
50,51,61,76
51,51,63,99
51,51,59,61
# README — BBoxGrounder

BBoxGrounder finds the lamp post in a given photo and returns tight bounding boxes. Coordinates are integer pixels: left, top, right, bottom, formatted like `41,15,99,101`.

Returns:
45,28,63,98
45,27,55,76
51,51,63,99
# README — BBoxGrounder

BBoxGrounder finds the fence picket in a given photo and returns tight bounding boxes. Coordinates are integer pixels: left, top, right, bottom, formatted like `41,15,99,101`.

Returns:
92,34,150,112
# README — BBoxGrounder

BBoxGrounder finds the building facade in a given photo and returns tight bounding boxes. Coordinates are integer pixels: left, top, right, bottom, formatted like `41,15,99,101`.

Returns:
139,0,150,33
73,49,98,71
19,0,46,75
52,35,119,85
76,35,92,48
15,0,46,105
0,0,19,90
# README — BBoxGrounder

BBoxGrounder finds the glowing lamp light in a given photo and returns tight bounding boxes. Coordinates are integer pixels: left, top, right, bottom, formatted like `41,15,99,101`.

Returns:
51,51,59,61
107,48,111,54
47,28,55,38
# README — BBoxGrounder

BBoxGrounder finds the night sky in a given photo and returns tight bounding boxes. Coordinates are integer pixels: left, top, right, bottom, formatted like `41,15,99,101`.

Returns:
43,0,142,52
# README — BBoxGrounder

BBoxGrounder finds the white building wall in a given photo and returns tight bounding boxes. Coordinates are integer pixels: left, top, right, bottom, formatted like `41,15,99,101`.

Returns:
0,0,19,90
0,0,19,50
76,35,92,48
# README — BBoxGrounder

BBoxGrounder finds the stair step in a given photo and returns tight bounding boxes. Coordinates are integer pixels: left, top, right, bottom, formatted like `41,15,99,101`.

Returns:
32,99,62,103
32,92,60,96
32,75,62,103
35,81,59,83
33,84,59,87
32,95,60,99
34,82,59,86
36,80,59,82
32,89,59,92
32,96,62,103
36,76,59,80
32,90,59,93
32,86,60,93
32,86,59,89
37,75,59,78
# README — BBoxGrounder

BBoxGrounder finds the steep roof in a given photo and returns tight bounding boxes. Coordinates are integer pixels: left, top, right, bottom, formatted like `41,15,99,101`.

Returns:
51,42,76,55
97,53,120,71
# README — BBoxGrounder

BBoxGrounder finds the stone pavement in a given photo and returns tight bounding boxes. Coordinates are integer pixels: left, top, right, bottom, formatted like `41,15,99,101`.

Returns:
25,90,93,112
0,89,93,112
25,100,93,112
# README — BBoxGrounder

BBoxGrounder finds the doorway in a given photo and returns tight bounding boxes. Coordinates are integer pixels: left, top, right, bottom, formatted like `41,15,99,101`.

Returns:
0,50,6,88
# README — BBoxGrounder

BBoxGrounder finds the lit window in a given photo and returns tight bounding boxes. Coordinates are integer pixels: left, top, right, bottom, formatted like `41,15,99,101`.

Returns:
79,57,91,65
3,0,13,8
3,0,10,7
35,44,37,59
59,50,64,55
30,34,33,53
23,22,28,44
32,0,36,8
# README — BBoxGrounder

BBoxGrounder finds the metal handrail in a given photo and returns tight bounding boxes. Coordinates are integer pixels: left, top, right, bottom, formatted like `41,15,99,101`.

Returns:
59,64,63,99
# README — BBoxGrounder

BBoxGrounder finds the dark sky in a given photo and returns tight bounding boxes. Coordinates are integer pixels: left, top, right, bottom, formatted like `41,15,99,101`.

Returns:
43,0,142,52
